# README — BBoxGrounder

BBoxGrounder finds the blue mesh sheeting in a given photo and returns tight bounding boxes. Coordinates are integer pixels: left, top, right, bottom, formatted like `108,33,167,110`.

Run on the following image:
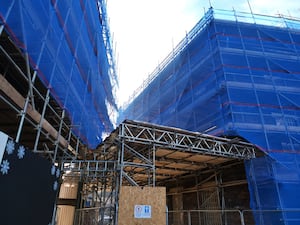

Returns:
245,156,300,224
0,0,117,148
119,8,300,223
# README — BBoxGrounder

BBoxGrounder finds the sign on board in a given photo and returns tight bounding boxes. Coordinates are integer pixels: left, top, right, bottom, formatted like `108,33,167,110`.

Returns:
134,205,152,218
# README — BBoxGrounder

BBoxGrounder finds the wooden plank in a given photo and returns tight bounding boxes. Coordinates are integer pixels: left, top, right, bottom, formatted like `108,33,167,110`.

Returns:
118,186,166,225
185,154,217,163
156,149,173,157
166,151,192,159
166,162,202,170
0,74,72,151
156,168,185,175
56,205,75,225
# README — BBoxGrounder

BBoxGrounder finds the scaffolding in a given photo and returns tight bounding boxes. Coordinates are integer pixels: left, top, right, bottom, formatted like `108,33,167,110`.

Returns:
1,2,300,224
119,8,300,225
0,1,117,223
0,0,118,151
72,119,257,225
119,8,300,156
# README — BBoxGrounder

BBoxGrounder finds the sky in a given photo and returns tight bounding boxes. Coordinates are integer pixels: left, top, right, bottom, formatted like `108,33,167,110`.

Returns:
106,0,300,107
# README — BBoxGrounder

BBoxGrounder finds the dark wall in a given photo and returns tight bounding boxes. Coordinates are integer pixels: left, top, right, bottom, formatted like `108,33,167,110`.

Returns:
0,141,60,225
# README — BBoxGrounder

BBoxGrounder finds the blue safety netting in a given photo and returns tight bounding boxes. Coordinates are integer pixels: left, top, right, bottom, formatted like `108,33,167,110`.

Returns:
0,0,117,148
119,8,300,224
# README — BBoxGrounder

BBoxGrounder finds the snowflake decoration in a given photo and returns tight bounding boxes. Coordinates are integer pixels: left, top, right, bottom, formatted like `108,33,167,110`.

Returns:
6,140,14,155
1,160,10,175
56,168,60,178
51,165,56,176
53,180,58,191
17,145,25,159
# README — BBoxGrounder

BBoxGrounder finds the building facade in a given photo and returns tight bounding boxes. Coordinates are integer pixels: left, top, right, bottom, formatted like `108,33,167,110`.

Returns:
120,8,300,224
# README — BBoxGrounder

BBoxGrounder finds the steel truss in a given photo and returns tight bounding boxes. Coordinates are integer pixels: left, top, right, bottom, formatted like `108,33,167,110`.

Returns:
119,121,256,159
111,120,257,186
96,119,257,187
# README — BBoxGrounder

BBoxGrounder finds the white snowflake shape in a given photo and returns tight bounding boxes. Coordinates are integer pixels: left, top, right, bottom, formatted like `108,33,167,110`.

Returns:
51,165,56,176
6,140,14,155
53,180,58,191
1,160,10,175
56,168,60,178
17,145,25,159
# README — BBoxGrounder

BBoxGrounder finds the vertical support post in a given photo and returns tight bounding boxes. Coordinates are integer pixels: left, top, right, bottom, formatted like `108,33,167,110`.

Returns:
15,71,37,143
152,145,156,187
34,89,50,152
99,178,107,225
187,210,192,225
113,158,120,225
53,110,65,163
118,123,125,187
215,171,226,224
196,176,202,224
25,53,35,110
0,25,4,36
15,95,30,143
240,210,246,225
115,122,125,225
75,138,80,159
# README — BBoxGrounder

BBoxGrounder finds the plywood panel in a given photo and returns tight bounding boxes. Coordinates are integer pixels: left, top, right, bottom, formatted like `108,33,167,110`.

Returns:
185,154,215,162
167,162,202,170
156,168,185,175
56,205,75,225
208,157,231,164
156,149,173,157
166,151,192,159
59,182,78,199
118,186,166,225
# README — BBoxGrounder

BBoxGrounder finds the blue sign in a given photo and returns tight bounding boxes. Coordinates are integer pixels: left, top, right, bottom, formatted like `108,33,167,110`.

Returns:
134,205,152,218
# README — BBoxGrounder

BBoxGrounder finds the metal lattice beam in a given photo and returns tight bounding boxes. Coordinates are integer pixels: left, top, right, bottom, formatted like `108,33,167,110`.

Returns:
119,120,256,160
61,160,118,180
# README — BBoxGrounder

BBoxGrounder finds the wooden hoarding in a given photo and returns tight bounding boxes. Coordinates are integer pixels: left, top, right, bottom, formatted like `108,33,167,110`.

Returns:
118,186,166,225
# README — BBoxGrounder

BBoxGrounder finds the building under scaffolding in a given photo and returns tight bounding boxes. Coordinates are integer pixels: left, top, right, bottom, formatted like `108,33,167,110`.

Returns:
0,2,300,225
120,8,300,225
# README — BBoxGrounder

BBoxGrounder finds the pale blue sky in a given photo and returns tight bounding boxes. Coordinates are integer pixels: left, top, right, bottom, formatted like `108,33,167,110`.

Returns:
107,0,300,106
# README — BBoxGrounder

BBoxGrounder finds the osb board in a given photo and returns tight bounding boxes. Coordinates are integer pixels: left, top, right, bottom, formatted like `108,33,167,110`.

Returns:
156,149,174,157
156,168,185,175
184,154,216,162
118,186,166,225
155,161,169,167
165,151,192,159
206,157,231,164
156,159,204,170
166,162,202,170
185,155,231,165
57,205,75,225
59,182,79,199
132,173,167,181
